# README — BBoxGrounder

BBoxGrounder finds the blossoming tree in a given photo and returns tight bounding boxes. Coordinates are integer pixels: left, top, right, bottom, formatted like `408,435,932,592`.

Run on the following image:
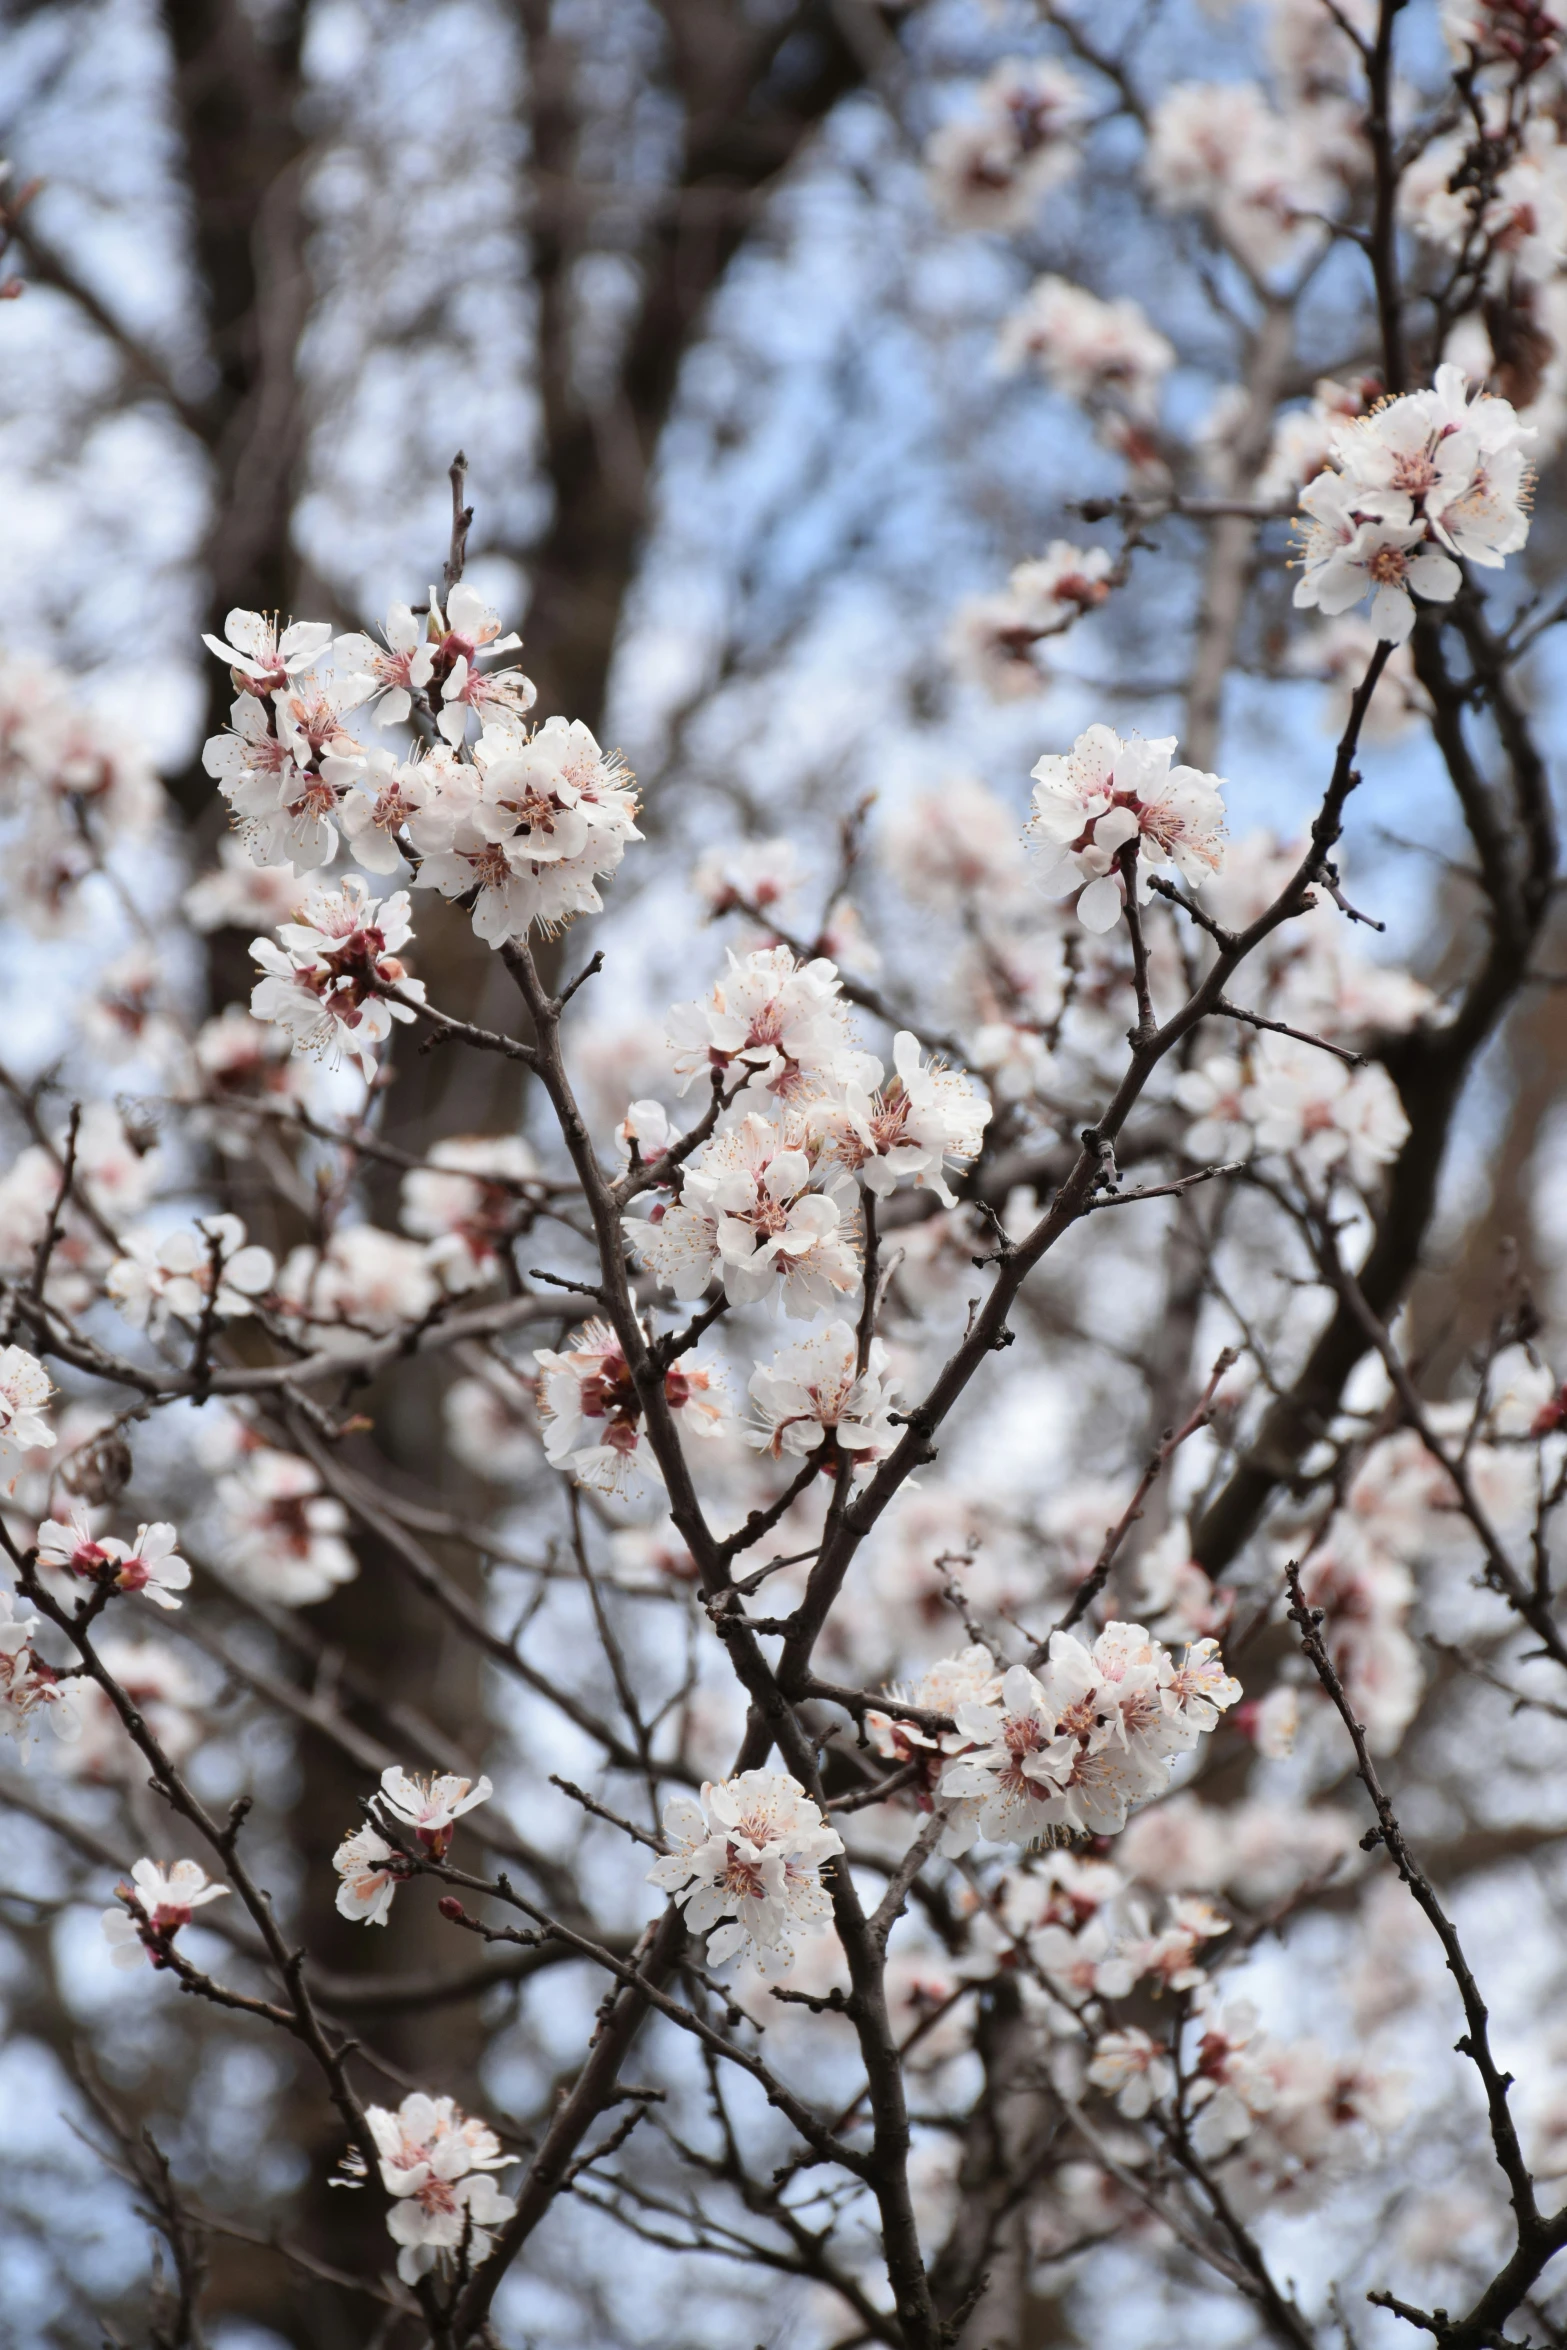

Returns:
4,0,1567,2343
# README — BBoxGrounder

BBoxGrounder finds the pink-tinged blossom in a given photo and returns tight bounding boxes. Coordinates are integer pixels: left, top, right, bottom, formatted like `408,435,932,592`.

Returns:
107,1214,274,1333
948,542,1116,699
746,1320,900,1467
865,1645,1004,1793
1293,371,1532,639
647,1770,844,1974
1145,81,1341,275
37,1508,191,1611
1188,2001,1281,2157
1293,470,1461,644
101,1857,228,1969
997,276,1174,424
333,747,439,873
215,1446,358,1607
690,837,802,921
1027,724,1227,933
665,946,876,1105
632,1112,861,1315
1330,366,1534,566
939,1625,1241,1852
251,876,425,1079
409,715,638,941
418,581,533,746
334,1826,406,1926
819,1031,991,1204
364,2092,516,2284
0,1345,54,1479
0,1587,77,1747
377,1767,492,1860
925,57,1089,231
615,1098,676,1175
201,609,332,694
400,1133,538,1292
1088,2025,1175,2117
276,1224,440,1344
333,603,437,729
1242,1034,1409,1188
534,1318,725,1492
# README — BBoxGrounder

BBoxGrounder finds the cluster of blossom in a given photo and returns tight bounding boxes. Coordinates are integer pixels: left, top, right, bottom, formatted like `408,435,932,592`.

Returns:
1175,1034,1410,1191
745,1320,901,1476
621,949,990,1452
250,875,424,1079
1403,107,1567,299
1143,56,1365,278
1027,723,1228,934
533,1318,726,1494
1088,1995,1403,2208
0,1344,54,1482
948,542,1117,700
360,2093,516,2283
997,276,1174,476
334,1766,492,1925
101,1856,227,1969
198,595,641,1089
648,1769,845,1973
0,657,165,936
1293,367,1533,642
202,1416,357,1607
106,1214,275,1334
925,57,1090,231
862,1626,1242,1855
0,1109,158,1315
1284,1362,1543,1750
35,1504,190,1610
0,1586,75,1745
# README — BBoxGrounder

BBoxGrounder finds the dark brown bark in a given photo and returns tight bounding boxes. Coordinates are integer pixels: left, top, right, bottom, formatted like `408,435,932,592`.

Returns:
159,0,314,817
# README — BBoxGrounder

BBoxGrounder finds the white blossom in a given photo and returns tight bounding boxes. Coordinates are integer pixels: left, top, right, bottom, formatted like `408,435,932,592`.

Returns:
632,1111,861,1314
948,542,1115,698
215,1446,358,1606
334,1824,406,1927
1027,724,1227,932
0,1587,77,1746
939,1625,1241,1852
534,1318,726,1492
400,1134,537,1292
1242,1034,1409,1187
0,1346,54,1479
333,603,438,728
819,1030,992,1204
997,276,1174,423
746,1321,900,1466
37,1507,191,1610
925,57,1089,231
106,1214,275,1332
251,876,425,1079
201,609,332,694
1088,2025,1175,2117
409,715,639,942
365,2092,516,2284
101,1857,228,1969
376,1766,492,1858
664,946,876,1105
647,1771,844,1974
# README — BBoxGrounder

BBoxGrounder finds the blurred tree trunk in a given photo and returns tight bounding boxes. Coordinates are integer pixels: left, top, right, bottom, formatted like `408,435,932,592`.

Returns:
159,0,315,820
